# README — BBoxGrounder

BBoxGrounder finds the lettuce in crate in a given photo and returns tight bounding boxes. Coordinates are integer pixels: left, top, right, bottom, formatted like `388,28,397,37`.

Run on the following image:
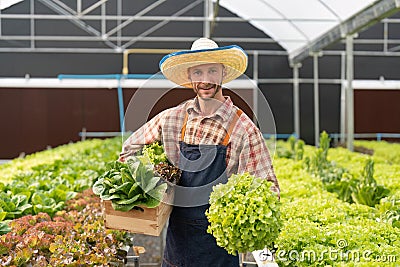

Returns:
92,156,167,211
92,142,181,212
142,141,168,165
142,141,181,185
206,173,282,255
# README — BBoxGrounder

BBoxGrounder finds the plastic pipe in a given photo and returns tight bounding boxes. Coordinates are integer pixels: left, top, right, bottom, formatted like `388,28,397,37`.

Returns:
117,78,125,133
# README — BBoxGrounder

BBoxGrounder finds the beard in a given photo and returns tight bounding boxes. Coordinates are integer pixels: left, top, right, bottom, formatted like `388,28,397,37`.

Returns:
192,82,222,100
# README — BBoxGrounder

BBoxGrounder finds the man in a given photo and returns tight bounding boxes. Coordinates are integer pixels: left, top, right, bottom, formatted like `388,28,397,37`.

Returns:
119,38,280,267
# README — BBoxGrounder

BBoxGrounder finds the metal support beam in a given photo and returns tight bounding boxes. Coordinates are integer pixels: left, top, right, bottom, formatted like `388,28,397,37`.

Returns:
101,0,106,37
203,0,211,38
30,0,34,49
105,0,166,38
121,0,202,49
313,53,320,146
253,51,259,82
50,0,77,15
383,19,389,52
117,0,121,46
292,63,301,139
0,47,285,55
79,0,108,16
38,0,118,50
77,0,81,14
253,51,259,124
340,52,346,144
290,0,400,64
0,14,339,23
346,35,354,151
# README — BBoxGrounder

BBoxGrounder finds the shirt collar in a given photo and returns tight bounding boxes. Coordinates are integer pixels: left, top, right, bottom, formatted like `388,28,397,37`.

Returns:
186,96,234,122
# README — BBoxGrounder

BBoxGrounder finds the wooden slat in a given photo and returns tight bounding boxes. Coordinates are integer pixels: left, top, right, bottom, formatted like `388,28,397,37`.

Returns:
102,197,172,236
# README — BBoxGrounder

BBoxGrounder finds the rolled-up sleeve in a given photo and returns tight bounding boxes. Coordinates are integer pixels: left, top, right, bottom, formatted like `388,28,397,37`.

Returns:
238,128,280,197
119,110,165,161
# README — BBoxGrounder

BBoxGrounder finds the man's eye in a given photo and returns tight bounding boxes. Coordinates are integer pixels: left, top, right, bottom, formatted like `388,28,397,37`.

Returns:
193,71,201,76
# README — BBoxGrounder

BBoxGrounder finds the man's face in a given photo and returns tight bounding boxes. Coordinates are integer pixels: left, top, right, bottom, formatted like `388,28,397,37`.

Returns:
188,63,225,100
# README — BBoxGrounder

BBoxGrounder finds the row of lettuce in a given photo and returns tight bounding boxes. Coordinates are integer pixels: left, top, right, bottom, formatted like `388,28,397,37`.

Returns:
0,138,134,266
273,134,400,266
0,138,121,233
1,136,399,266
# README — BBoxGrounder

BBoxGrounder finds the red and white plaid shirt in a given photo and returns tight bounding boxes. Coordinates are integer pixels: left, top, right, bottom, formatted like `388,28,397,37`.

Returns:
120,96,280,194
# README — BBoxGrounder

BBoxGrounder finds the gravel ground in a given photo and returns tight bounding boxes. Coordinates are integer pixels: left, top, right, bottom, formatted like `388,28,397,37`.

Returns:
125,224,260,267
123,217,264,267
126,225,167,266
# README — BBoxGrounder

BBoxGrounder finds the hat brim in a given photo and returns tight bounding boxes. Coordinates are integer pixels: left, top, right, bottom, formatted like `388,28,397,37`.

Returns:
159,45,248,88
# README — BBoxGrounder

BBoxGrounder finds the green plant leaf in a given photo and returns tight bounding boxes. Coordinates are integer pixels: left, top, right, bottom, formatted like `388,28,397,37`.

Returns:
146,183,167,201
0,211,7,221
141,196,160,208
141,176,160,193
109,182,133,194
115,194,141,205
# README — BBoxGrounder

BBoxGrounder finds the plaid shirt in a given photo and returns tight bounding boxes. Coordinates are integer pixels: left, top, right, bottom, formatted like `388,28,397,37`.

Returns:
120,96,280,194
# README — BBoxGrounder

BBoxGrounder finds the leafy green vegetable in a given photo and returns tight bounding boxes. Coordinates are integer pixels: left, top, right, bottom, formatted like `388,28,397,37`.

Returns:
275,135,304,161
142,142,181,184
1,191,130,266
354,140,400,164
0,221,10,235
206,173,282,255
142,141,168,165
92,156,167,211
273,141,400,266
305,132,390,207
0,138,122,230
351,159,390,206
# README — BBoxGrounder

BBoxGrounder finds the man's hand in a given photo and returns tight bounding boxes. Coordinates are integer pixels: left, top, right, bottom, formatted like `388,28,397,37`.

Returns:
271,186,280,200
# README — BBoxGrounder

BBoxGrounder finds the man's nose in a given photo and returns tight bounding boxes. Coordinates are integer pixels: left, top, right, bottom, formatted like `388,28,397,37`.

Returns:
196,73,212,83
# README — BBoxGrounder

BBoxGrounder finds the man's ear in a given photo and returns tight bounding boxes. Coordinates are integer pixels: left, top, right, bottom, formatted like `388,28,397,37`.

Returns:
222,65,227,77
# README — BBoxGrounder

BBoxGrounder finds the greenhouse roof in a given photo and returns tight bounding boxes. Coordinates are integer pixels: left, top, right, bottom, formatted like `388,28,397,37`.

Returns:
0,0,23,10
1,0,399,64
218,0,399,63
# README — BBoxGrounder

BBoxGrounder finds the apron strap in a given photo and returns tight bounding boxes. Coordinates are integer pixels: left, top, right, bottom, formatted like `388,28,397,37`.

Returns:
221,109,243,146
181,112,189,141
180,109,243,145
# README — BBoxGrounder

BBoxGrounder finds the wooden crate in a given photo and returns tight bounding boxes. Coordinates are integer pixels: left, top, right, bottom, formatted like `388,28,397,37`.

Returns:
102,197,172,236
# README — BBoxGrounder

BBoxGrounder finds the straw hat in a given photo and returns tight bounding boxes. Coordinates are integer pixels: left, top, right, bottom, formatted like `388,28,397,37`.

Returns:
159,38,248,88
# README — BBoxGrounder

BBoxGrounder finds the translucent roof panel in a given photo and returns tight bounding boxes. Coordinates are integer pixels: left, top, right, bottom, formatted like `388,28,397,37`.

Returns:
218,0,377,56
0,0,23,10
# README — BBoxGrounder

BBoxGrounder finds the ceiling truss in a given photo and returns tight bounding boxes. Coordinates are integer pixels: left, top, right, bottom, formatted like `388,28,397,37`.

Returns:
0,0,399,57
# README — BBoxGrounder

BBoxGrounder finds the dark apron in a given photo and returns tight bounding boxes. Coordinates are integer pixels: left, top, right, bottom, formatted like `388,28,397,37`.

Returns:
162,110,242,267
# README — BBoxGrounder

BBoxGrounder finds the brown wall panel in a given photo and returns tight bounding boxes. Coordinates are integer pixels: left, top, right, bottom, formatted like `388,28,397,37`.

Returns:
81,89,120,132
0,88,123,158
355,89,400,135
1,87,255,159
1,89,24,157
21,89,48,153
46,89,82,147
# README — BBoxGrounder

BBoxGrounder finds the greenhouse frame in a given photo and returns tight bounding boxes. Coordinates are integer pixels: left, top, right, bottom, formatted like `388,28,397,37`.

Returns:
1,0,400,156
